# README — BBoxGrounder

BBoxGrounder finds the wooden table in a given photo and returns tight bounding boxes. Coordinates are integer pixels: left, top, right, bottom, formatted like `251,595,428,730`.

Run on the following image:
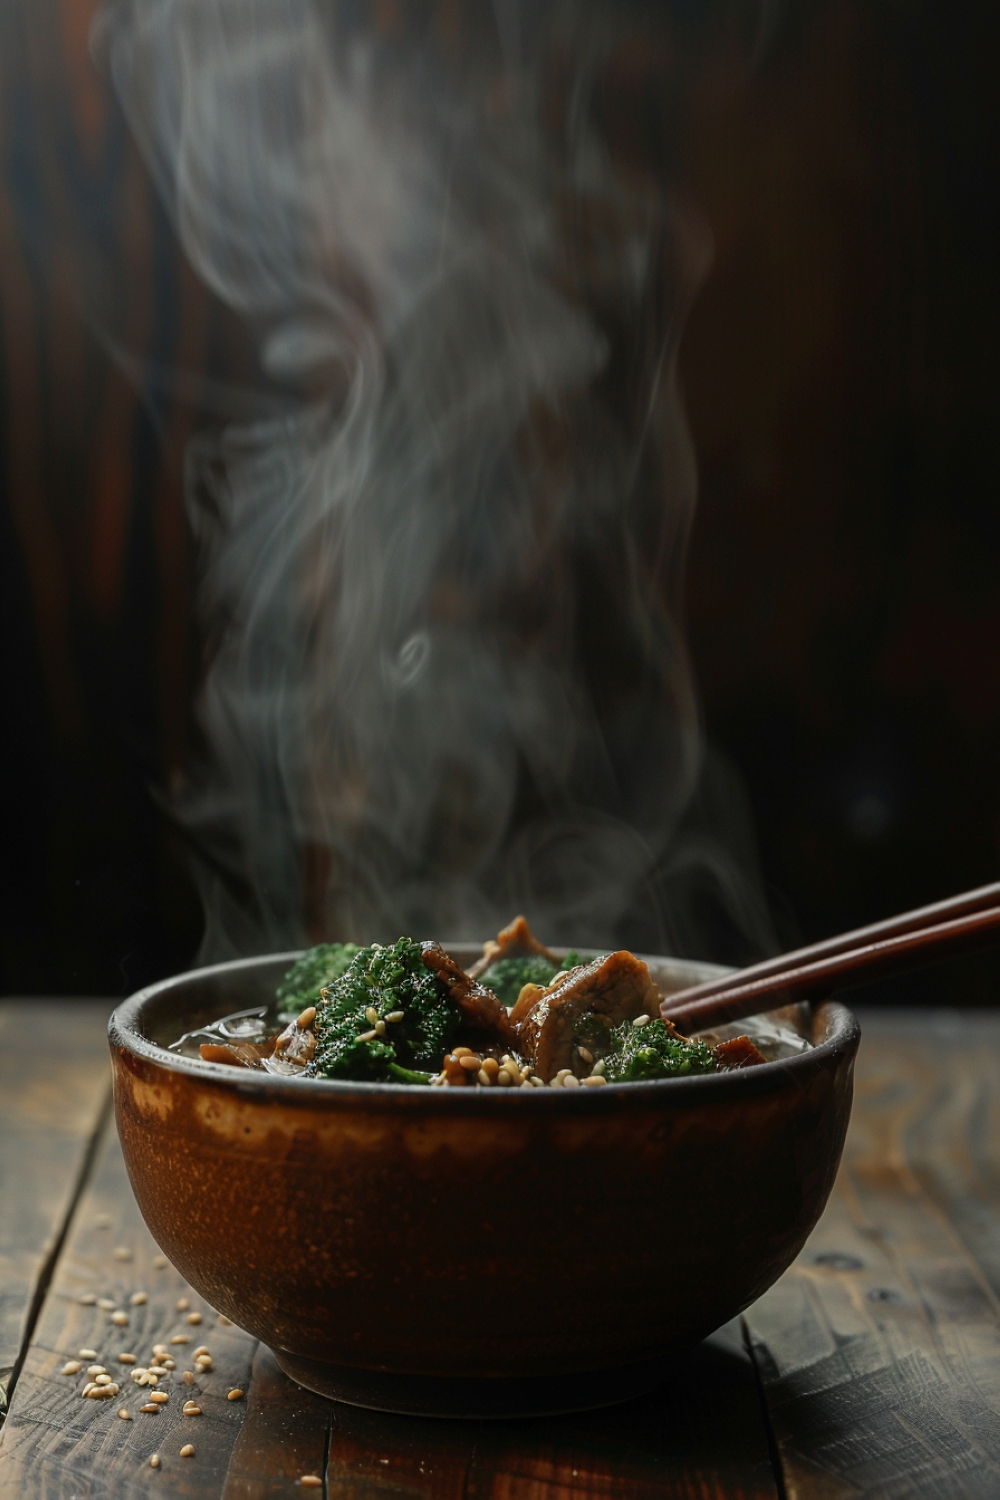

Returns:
2,1003,1000,1499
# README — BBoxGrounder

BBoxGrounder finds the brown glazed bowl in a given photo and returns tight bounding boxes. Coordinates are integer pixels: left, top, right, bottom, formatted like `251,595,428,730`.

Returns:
109,949,859,1417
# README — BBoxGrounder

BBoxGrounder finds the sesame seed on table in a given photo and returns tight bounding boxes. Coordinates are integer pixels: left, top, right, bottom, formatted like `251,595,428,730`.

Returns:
4,1002,1000,1496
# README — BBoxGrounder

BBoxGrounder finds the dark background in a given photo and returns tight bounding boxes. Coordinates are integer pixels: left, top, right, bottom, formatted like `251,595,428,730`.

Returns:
3,0,1000,1001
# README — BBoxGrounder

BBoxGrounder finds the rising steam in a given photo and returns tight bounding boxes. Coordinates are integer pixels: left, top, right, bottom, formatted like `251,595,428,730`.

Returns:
94,0,777,961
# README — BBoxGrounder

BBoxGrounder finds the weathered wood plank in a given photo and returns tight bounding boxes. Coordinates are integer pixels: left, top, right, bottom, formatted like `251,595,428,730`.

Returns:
859,1013,1000,1301
0,1114,258,1497
744,1010,1000,1500
221,1347,332,1498
0,1000,111,1416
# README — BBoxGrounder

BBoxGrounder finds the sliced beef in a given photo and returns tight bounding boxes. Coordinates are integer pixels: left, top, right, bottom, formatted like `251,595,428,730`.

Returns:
713,1035,768,1070
421,941,517,1051
468,915,559,979
514,950,661,1082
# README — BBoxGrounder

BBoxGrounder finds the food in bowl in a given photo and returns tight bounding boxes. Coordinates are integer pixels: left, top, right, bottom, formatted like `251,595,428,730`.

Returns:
171,916,792,1087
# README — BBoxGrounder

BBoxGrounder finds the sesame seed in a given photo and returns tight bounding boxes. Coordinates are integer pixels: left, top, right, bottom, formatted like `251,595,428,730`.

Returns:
582,1074,607,1086
481,1057,499,1079
633,1014,651,1028
79,1349,98,1360
81,1383,96,1397
192,1346,210,1358
114,1247,132,1262
453,1047,474,1058
170,1335,190,1345
458,1055,481,1072
182,1403,202,1416
385,1011,404,1023
88,1386,115,1399
78,1293,97,1306
180,1444,195,1457
140,1403,160,1414
163,1359,176,1370
152,1344,169,1355
97,1298,116,1310
87,1365,106,1376
176,1297,190,1311
149,1391,169,1404
149,1454,160,1468
563,1074,580,1088
577,1046,594,1063
530,1075,545,1086
591,1059,606,1076
297,1006,317,1029
118,1408,131,1419
500,1066,519,1086
374,1020,386,1036
365,1006,378,1025
60,1360,82,1376
497,1070,512,1086
182,1371,194,1384
95,1375,112,1386
227,1388,244,1401
118,1353,136,1364
130,1292,147,1306
195,1358,213,1371
152,1255,168,1269
186,1312,202,1326
301,1479,322,1489
217,1315,233,1326
111,1312,129,1326
358,1029,377,1042
477,1069,491,1086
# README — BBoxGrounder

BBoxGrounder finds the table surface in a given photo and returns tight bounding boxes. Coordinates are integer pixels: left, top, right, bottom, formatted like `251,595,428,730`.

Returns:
2,1003,1000,1499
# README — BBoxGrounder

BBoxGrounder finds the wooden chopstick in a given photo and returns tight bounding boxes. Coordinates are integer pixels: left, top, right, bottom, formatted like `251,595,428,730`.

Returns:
660,895,1000,1036
659,880,1000,1010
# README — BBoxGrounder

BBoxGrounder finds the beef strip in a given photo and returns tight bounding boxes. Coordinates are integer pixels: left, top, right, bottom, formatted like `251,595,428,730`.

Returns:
421,942,517,1051
468,915,559,979
513,950,661,1082
713,1035,768,1070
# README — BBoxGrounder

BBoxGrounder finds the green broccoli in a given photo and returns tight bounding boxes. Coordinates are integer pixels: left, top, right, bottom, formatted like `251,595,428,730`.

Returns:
276,942,362,1018
486,951,587,1007
602,1019,717,1083
308,937,459,1083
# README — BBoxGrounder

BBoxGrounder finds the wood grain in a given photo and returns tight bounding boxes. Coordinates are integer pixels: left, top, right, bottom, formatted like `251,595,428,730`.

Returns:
743,1010,1000,1499
0,1000,112,1416
0,1114,258,1497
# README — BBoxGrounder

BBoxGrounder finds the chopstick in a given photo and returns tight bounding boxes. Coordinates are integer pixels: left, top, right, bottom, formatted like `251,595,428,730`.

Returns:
660,883,1000,1035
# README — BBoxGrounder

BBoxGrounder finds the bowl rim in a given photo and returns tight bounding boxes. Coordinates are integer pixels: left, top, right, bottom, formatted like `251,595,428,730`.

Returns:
109,948,861,1110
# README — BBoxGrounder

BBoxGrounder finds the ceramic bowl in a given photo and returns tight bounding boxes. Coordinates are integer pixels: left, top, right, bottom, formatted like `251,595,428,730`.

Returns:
108,949,859,1417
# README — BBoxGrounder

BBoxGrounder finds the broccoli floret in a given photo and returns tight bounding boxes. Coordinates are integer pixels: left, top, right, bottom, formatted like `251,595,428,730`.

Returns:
603,1019,717,1082
486,951,587,1006
309,938,457,1083
276,942,362,1017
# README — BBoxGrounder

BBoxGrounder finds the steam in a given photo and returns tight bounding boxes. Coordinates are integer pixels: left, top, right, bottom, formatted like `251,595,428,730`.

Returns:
95,0,776,960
